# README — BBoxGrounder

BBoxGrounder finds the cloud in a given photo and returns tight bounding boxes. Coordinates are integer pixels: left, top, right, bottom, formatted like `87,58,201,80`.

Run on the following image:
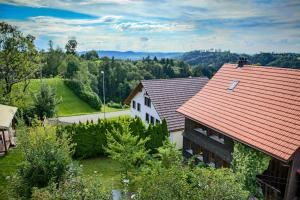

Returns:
2,0,300,53
114,22,195,32
27,15,122,25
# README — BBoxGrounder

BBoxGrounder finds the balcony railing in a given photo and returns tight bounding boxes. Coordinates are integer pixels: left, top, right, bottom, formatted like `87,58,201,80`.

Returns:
209,135,224,144
257,177,282,200
194,128,207,135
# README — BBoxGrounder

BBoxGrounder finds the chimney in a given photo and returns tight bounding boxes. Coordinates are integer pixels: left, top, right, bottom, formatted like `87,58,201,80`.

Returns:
238,57,248,68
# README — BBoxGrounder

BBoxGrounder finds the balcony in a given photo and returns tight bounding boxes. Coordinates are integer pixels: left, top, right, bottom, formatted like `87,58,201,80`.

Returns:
194,128,207,135
209,134,224,144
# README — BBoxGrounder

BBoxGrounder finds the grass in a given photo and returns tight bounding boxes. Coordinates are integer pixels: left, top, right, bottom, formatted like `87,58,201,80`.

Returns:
0,148,122,199
79,157,122,189
0,148,23,199
12,78,127,117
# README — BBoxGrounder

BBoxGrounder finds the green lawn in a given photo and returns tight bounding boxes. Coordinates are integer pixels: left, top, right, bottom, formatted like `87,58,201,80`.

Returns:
0,148,121,199
12,78,127,116
79,157,122,189
0,148,23,199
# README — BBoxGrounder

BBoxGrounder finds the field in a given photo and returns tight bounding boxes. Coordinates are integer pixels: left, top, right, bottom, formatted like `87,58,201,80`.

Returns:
12,78,126,116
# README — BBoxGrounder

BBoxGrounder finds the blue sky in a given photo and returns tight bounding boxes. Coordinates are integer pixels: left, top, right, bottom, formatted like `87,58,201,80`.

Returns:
1,0,300,53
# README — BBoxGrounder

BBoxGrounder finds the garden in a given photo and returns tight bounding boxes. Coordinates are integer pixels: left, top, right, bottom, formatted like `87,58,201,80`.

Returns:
0,115,269,200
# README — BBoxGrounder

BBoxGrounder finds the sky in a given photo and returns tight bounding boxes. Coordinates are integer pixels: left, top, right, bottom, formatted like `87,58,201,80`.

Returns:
0,0,300,53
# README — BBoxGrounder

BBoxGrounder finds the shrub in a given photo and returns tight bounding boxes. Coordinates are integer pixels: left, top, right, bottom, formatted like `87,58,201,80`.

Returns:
33,82,61,119
31,173,111,200
64,79,101,110
144,119,169,153
58,117,169,159
134,142,249,200
232,142,271,199
57,118,124,159
10,124,74,199
104,122,149,178
107,101,123,109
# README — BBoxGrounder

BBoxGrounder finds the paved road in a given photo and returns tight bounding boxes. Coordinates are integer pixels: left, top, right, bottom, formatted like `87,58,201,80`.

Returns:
50,110,131,124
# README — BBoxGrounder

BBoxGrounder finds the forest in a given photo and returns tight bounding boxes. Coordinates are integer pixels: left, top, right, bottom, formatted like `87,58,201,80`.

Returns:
181,50,300,78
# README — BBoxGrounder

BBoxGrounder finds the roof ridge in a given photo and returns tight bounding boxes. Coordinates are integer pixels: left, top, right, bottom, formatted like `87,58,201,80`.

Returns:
224,63,300,72
141,76,208,82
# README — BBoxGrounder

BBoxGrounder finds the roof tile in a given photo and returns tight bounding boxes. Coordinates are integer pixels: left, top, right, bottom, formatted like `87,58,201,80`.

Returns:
177,64,300,161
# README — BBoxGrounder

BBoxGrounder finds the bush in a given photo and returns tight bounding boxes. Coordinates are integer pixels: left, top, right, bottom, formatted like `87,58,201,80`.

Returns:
31,172,111,200
33,82,61,119
107,101,123,109
58,117,169,159
10,124,74,199
64,79,101,110
134,143,249,200
57,118,123,159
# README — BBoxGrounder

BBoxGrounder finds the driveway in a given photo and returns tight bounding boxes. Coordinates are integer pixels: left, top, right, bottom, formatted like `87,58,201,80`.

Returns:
50,110,131,124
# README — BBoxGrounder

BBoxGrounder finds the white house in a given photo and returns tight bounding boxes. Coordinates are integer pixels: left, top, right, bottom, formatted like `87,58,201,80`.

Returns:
125,77,209,149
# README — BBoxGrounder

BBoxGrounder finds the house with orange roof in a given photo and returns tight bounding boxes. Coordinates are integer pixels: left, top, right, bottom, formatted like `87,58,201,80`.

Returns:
177,60,300,200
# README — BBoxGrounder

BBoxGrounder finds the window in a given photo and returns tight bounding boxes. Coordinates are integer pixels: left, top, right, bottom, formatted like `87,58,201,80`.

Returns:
145,113,149,123
228,80,239,91
150,116,154,124
132,100,136,109
144,97,151,107
137,103,141,111
156,119,160,124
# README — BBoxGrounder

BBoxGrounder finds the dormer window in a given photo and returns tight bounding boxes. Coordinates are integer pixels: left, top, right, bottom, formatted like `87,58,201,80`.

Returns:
144,97,151,107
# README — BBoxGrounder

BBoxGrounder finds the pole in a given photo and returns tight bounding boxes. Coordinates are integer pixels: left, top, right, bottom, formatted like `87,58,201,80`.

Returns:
101,71,106,119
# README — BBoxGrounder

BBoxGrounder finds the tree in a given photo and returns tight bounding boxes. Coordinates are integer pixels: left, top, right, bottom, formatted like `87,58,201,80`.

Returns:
130,142,249,200
65,39,77,55
10,124,74,199
65,54,80,78
104,123,149,178
232,142,270,199
0,22,39,99
42,41,65,77
83,50,99,60
32,82,61,119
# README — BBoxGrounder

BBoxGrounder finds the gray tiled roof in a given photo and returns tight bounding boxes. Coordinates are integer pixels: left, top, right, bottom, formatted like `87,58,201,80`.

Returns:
141,77,209,132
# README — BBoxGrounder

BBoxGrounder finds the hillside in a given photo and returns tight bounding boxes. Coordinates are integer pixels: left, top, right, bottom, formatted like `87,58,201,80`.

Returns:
12,78,124,116
12,78,99,116
180,51,300,78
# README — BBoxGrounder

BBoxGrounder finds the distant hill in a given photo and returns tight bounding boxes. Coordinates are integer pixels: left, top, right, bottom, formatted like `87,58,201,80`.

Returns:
179,51,300,78
80,50,183,60
180,51,300,68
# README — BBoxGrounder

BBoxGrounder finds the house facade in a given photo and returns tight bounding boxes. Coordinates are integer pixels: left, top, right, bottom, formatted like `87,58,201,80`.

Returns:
125,77,209,149
177,63,300,200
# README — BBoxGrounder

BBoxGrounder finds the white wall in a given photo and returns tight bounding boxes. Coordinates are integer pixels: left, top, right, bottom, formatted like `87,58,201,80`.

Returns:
169,130,183,149
130,87,183,149
130,87,161,124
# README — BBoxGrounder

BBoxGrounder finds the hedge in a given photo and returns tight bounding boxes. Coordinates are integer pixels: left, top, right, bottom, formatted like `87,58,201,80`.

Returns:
64,79,102,110
58,117,169,159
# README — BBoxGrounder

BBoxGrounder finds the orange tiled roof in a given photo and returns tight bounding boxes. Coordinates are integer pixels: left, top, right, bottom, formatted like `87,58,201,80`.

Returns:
177,64,300,161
